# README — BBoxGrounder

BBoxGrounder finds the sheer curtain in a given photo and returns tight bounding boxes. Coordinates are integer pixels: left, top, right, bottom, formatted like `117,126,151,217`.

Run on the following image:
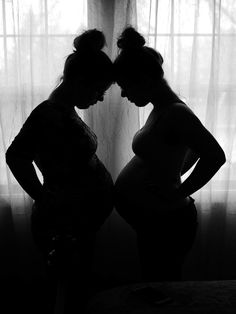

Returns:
136,0,236,279
0,0,139,283
91,0,236,281
87,0,141,283
0,0,87,278
1,0,236,282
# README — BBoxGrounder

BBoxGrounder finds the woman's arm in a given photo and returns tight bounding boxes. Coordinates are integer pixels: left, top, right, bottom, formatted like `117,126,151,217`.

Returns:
181,149,199,176
174,104,226,199
6,110,44,201
178,152,225,199
6,150,44,201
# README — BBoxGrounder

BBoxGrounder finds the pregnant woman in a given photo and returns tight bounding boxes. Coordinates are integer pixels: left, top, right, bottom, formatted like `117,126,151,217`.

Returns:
6,29,114,313
114,27,226,283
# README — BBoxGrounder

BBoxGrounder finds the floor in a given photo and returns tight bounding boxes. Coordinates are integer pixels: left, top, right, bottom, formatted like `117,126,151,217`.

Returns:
0,272,138,314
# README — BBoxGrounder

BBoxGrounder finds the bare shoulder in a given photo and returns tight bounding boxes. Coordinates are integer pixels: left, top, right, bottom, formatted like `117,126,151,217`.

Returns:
169,102,225,158
31,101,64,128
170,102,202,127
168,102,208,144
171,102,196,116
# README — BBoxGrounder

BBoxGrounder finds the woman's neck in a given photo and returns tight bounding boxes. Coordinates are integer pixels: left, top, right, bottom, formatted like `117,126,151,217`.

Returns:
151,81,182,110
48,83,75,113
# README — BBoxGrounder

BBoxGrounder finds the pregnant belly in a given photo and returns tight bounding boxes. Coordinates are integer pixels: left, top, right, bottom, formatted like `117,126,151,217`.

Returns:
114,156,190,218
43,155,114,192
40,157,114,227
115,157,149,193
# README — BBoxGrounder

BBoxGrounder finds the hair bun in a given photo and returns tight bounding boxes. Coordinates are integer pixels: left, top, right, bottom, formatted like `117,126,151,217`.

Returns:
117,26,145,50
73,29,106,53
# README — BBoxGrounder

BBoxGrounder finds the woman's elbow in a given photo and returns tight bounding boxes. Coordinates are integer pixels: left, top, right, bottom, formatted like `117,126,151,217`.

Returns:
6,148,14,167
5,147,19,168
201,147,226,168
214,148,226,168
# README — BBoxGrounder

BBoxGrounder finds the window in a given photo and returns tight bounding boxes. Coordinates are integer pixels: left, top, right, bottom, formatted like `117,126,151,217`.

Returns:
0,0,87,190
137,0,236,201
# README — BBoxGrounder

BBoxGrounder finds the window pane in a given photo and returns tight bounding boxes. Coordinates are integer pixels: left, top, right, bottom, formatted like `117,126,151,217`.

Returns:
136,0,236,196
48,0,87,34
6,0,46,35
3,0,87,35
220,0,236,34
0,1,3,34
174,0,197,34
137,0,173,34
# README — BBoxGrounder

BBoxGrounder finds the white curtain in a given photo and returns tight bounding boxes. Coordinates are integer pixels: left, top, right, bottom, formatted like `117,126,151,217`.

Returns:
136,0,236,279
90,0,236,281
0,0,88,278
87,0,141,283
1,0,236,282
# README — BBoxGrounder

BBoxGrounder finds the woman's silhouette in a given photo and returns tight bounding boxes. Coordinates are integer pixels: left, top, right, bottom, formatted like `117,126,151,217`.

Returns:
6,29,114,313
114,27,226,284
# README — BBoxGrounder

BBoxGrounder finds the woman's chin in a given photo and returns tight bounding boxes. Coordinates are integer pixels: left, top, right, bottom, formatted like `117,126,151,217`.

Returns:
77,101,96,109
134,101,148,107
76,104,90,109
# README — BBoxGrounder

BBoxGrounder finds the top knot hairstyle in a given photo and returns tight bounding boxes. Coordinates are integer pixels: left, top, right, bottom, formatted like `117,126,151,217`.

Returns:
114,26,164,85
63,29,113,85
73,29,106,53
117,27,145,50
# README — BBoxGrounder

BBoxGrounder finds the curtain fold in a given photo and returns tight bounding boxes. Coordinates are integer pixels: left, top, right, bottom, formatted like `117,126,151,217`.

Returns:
87,0,138,180
87,0,141,283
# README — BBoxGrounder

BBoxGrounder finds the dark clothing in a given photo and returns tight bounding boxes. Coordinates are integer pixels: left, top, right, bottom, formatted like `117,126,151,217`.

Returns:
7,100,114,235
6,100,114,313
